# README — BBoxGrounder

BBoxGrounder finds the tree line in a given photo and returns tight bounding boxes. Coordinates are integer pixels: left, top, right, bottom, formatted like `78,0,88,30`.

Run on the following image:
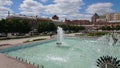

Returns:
0,18,86,36
59,24,85,33
100,25,120,30
0,19,31,34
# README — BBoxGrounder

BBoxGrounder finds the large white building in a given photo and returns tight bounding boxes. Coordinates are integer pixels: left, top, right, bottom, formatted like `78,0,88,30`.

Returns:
97,13,120,22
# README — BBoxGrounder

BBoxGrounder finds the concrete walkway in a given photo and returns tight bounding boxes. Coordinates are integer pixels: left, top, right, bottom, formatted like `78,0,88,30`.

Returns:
0,53,38,68
0,36,50,45
0,36,50,49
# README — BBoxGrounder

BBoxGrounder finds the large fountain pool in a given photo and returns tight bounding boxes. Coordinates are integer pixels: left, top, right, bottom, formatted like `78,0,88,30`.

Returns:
2,37,120,68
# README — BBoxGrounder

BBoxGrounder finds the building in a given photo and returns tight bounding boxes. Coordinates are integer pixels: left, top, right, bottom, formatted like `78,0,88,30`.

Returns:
64,13,120,30
115,13,120,20
96,13,120,22
91,13,99,23
65,19,90,26
96,15,107,22
52,15,59,20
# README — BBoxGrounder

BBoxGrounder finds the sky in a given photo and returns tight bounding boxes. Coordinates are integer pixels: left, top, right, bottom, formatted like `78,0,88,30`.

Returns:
0,0,120,20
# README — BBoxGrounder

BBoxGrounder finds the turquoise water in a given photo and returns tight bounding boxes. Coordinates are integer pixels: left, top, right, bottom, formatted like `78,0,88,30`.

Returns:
4,37,120,68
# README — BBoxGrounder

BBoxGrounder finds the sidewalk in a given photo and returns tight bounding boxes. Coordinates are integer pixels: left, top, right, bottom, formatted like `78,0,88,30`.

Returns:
0,36,50,49
0,53,38,68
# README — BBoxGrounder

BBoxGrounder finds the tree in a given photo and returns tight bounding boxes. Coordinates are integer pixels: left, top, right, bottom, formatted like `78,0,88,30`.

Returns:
0,19,5,33
37,21,47,33
59,24,85,33
0,18,31,37
37,20,57,33
100,26,111,30
46,21,57,32
115,25,120,30
0,19,9,33
100,25,120,30
59,24,69,31
17,19,31,33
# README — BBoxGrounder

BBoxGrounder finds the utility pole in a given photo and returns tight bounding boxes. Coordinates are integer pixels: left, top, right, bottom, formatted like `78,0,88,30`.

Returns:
8,11,10,17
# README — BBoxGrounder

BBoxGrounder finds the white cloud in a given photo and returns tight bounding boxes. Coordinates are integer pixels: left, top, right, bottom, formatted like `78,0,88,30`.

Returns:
0,6,12,11
20,0,45,16
45,0,90,20
86,3,114,15
20,0,84,15
0,0,13,6
19,0,93,20
0,0,13,19
45,0,84,15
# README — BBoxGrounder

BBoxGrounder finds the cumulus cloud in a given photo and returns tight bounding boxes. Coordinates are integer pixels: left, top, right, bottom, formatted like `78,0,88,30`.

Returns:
45,0,84,15
0,0,13,6
19,0,92,20
20,0,84,15
0,0,13,19
20,0,45,15
86,3,114,15
44,0,92,20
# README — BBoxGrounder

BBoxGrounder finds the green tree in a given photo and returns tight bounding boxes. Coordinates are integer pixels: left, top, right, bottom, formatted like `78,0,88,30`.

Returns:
37,21,57,33
46,21,57,32
0,19,6,33
59,24,85,33
17,19,31,33
59,24,69,31
115,25,120,30
0,19,9,33
6,19,31,33
100,26,111,30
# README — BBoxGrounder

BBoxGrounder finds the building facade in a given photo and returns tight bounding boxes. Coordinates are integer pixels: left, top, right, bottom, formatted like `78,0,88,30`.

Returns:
65,19,90,26
97,13,120,22
91,13,99,23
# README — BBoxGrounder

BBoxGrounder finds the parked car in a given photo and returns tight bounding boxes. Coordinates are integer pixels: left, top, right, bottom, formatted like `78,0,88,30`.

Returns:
0,33,7,37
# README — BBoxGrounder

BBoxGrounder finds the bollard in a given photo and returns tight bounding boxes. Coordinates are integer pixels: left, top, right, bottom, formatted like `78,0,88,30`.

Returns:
25,60,27,63
37,64,39,67
16,56,17,59
40,65,44,68
21,59,23,61
29,61,31,64
18,57,20,60
33,62,35,66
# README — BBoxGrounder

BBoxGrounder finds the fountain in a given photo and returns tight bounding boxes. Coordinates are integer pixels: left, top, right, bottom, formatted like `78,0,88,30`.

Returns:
108,33,119,46
56,26,64,45
96,55,120,68
1,32,120,68
98,33,120,46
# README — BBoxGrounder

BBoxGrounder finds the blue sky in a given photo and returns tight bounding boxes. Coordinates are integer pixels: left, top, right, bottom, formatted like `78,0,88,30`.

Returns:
0,0,120,20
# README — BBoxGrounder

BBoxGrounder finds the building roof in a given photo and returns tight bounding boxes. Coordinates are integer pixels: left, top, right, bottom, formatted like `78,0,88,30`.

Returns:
93,13,99,17
52,15,59,20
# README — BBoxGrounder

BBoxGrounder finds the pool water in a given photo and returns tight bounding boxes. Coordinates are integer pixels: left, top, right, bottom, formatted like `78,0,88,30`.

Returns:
4,37,120,68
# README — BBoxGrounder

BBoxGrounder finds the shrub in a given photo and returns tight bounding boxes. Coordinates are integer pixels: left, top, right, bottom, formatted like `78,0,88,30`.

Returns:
88,32,108,36
32,38,46,41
